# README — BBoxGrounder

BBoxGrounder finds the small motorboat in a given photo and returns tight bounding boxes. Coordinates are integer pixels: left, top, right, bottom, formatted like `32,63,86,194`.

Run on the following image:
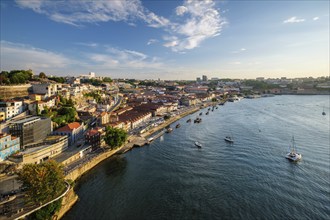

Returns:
224,136,234,143
195,141,202,148
166,127,173,133
199,112,203,116
186,119,192,123
176,123,181,128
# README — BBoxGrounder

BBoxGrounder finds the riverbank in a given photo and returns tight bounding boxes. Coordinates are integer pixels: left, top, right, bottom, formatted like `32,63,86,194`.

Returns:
58,105,202,219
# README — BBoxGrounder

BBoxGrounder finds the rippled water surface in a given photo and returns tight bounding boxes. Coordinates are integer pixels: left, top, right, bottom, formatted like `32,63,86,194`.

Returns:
64,95,330,220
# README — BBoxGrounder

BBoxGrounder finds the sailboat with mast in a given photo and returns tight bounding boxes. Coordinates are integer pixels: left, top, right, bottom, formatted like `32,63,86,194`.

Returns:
322,106,326,115
285,136,302,162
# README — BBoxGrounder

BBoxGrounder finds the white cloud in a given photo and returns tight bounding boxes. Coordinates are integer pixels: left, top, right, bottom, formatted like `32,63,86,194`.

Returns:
147,39,158,45
75,42,99,47
283,16,305,23
0,41,70,73
164,0,226,52
231,48,247,53
15,0,169,28
86,46,163,70
313,16,319,21
143,12,170,28
176,6,188,16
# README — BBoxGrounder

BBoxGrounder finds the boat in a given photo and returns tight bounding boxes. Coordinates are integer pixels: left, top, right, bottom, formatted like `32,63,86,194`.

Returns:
322,107,326,115
286,136,302,162
186,119,192,123
165,127,173,133
146,137,154,144
199,112,203,116
176,123,181,128
206,112,209,115
224,136,234,143
195,141,202,148
194,117,202,123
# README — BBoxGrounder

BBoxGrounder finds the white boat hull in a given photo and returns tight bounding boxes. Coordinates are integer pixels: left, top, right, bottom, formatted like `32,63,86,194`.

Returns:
286,152,302,161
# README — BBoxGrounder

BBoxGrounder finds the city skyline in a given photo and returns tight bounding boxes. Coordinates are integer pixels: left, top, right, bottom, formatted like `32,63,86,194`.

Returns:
0,0,329,80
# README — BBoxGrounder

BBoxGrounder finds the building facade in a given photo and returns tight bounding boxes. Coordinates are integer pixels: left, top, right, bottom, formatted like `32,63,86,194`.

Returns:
9,135,68,165
0,100,24,121
53,122,84,145
0,133,20,161
9,116,52,148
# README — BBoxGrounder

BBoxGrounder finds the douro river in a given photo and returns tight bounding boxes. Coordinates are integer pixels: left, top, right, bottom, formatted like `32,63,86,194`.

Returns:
64,95,329,220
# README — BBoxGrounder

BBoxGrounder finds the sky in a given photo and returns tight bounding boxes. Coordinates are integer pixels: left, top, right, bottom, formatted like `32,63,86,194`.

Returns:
0,0,329,80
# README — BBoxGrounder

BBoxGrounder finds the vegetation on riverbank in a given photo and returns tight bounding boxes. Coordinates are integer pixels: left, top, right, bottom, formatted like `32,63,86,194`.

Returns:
104,127,128,150
18,160,66,205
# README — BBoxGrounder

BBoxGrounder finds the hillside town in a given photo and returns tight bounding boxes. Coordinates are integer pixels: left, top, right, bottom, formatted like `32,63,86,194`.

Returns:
0,71,329,218
1,71,330,164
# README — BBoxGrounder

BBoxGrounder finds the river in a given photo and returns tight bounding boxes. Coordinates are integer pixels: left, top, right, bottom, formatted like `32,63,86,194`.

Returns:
63,95,330,220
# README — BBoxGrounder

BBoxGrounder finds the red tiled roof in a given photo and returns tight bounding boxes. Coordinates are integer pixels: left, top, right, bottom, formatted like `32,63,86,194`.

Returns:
85,129,99,136
55,122,81,132
100,112,107,116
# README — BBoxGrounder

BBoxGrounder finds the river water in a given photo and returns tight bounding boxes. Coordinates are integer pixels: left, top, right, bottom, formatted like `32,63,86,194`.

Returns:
63,95,330,220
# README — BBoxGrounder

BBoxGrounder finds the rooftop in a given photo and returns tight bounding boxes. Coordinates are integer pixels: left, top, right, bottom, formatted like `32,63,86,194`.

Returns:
55,122,82,132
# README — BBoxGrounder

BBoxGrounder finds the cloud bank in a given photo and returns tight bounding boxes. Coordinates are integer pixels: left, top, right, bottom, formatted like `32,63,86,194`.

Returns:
15,0,169,28
15,0,226,52
283,16,305,23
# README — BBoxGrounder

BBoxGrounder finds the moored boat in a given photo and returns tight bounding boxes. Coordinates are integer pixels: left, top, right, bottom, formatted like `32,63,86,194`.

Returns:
224,136,234,143
165,127,173,133
286,136,302,162
195,141,202,148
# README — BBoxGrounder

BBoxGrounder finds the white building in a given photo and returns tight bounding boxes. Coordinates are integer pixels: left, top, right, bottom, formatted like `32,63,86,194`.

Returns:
79,72,96,80
0,100,24,120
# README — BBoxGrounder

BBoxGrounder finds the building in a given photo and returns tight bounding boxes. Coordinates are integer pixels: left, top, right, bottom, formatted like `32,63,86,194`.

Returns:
196,77,201,82
0,112,5,122
32,83,61,98
202,75,208,82
0,133,20,161
53,122,84,145
98,112,110,125
79,72,96,80
0,100,24,121
9,116,52,148
85,128,101,150
8,135,68,165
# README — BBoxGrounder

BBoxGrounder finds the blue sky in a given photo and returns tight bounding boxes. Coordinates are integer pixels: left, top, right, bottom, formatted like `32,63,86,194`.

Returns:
0,0,329,80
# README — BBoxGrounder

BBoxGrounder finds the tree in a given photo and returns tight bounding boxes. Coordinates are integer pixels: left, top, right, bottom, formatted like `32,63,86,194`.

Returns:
104,126,128,149
164,115,171,120
39,72,47,79
103,77,113,83
29,199,62,220
17,160,66,205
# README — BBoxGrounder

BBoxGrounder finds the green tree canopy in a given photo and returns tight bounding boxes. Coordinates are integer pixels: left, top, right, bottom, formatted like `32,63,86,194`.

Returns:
39,72,47,79
17,160,66,205
104,126,128,149
103,77,113,83
0,70,33,85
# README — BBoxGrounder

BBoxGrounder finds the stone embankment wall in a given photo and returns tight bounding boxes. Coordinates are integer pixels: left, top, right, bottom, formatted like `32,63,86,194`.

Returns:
56,188,78,220
0,85,31,99
65,148,121,182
